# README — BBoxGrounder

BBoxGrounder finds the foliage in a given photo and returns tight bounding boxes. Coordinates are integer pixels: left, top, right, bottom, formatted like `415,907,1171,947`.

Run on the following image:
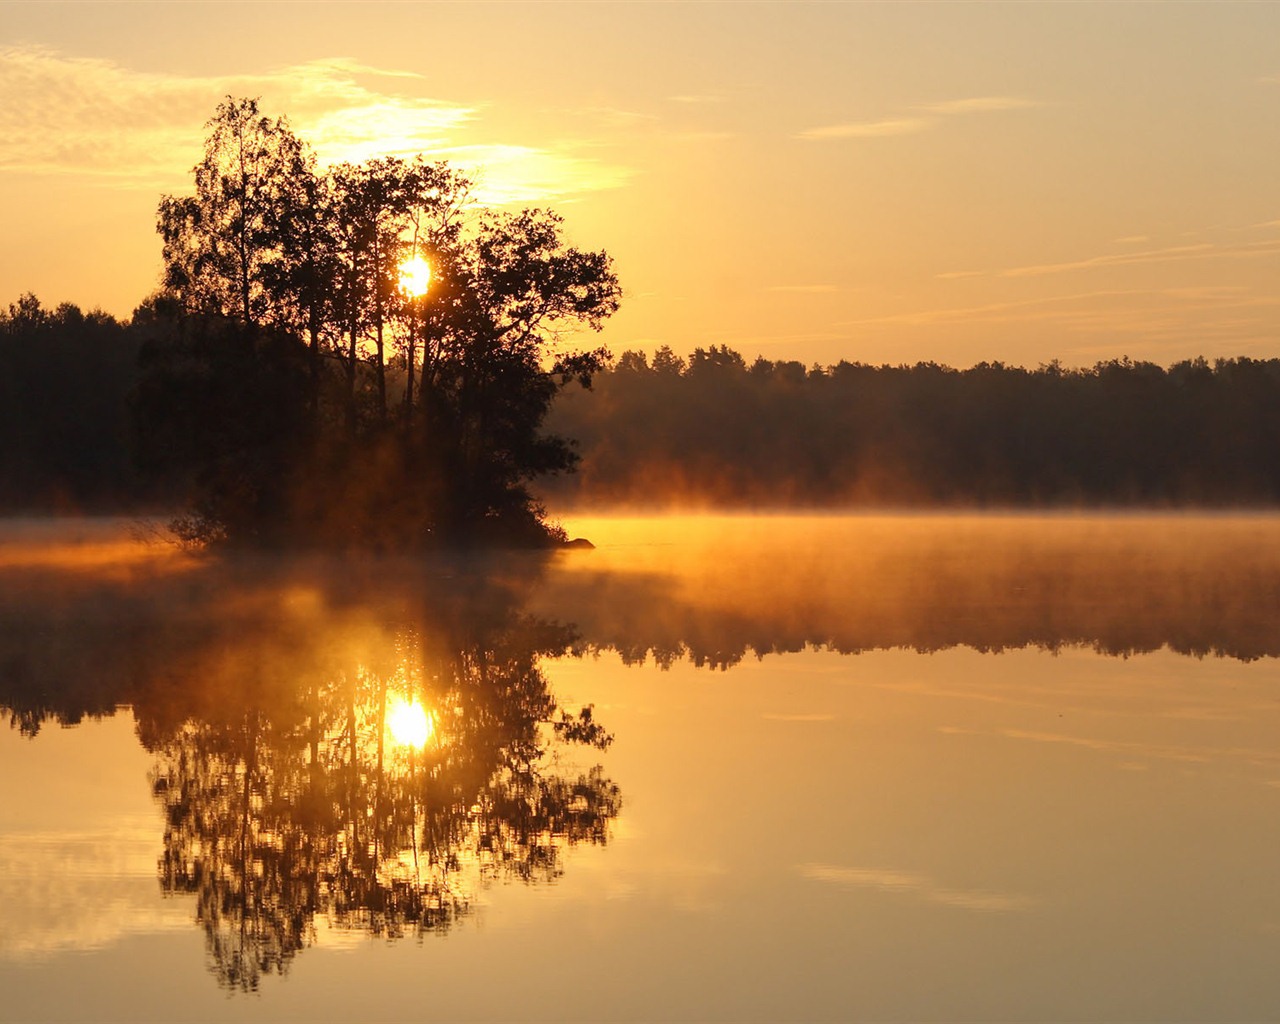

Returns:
145,97,619,548
0,295,150,511
132,294,312,544
548,346,1280,507
9,294,1280,518
0,553,620,987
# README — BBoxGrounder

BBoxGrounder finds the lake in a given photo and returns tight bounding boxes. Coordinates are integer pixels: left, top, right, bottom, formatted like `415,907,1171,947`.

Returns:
2,513,1280,1021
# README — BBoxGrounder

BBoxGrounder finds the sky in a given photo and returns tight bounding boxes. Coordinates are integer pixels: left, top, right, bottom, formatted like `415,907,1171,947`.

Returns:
2,0,1278,369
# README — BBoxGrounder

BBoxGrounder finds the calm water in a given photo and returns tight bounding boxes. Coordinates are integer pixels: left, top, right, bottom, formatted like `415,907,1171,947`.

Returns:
2,514,1280,1021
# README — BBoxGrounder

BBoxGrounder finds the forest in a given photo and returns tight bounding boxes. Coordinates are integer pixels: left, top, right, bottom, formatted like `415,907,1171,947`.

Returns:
6,297,1280,518
86,97,618,548
548,345,1280,507
3,99,1279,529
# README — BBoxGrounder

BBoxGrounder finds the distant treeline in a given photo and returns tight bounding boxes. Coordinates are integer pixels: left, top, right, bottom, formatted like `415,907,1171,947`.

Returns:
0,295,157,511
6,298,1280,512
547,344,1280,506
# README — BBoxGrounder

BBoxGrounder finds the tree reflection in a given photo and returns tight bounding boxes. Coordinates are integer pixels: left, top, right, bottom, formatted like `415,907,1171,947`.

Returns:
128,575,620,990
7,519,1280,986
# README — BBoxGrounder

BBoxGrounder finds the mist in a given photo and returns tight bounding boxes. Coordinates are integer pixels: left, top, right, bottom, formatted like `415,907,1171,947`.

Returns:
543,347,1280,511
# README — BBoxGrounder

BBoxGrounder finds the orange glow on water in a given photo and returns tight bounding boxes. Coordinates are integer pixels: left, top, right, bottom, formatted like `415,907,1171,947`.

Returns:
387,697,432,749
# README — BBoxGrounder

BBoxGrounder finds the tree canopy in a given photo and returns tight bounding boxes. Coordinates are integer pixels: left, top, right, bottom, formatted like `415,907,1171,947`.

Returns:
144,97,620,548
547,346,1280,507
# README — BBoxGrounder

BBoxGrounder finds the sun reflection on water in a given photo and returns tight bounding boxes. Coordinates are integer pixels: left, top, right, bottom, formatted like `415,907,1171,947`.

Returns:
387,697,432,750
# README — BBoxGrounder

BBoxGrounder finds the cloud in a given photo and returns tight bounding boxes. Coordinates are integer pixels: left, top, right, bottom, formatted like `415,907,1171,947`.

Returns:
1003,239,1280,278
761,712,836,721
570,105,662,129
667,130,736,143
798,863,1035,912
841,290,1145,328
0,45,470,181
999,728,1217,764
840,286,1280,335
798,95,1036,141
796,117,932,140
843,238,1280,349
767,284,840,294
1003,243,1217,278
668,93,727,105
0,44,630,203
919,96,1039,115
436,143,634,205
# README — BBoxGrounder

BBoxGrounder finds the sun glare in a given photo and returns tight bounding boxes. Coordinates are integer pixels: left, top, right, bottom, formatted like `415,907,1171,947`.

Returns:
387,697,432,749
399,255,431,297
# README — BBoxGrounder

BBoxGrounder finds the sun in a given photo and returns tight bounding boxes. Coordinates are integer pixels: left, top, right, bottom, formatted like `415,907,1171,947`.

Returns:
387,697,433,749
399,254,431,297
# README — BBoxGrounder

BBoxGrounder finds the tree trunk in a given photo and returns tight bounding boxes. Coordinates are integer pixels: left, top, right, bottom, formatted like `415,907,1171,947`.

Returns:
404,302,416,428
346,315,358,438
372,233,387,423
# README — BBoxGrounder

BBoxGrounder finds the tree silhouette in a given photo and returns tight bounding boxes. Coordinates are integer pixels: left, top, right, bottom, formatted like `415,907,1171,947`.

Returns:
5,519,1280,978
547,347,1280,508
146,97,619,548
158,98,310,329
145,604,619,990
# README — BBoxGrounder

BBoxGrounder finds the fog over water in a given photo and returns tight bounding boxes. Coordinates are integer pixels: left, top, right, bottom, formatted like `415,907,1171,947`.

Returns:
547,512,1280,662
3,512,1279,694
2,513,1280,1021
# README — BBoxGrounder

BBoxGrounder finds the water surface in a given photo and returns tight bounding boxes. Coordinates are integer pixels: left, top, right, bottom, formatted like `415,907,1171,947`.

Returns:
2,514,1279,1021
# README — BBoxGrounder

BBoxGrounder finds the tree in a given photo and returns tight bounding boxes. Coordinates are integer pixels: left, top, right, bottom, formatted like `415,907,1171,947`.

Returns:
132,295,312,546
158,98,310,328
0,295,145,511
145,98,620,548
414,208,617,539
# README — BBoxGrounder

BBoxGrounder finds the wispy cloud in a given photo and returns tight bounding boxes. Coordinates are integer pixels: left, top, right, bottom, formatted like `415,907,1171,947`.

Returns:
667,130,737,143
919,96,1039,115
1004,243,1215,278
0,45,469,181
1003,239,1280,278
669,93,727,105
0,44,631,203
767,284,840,294
761,712,836,721
798,95,1036,141
570,105,662,130
798,863,1035,912
436,143,633,204
841,290,1147,328
840,286,1280,335
797,117,931,141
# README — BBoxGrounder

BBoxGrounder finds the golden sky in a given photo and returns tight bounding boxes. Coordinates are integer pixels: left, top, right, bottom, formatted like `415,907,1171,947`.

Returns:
2,1,1278,368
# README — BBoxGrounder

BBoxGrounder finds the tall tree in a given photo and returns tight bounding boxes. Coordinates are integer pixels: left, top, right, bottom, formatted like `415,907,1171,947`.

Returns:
146,98,620,548
416,208,618,538
261,143,336,408
158,98,309,327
